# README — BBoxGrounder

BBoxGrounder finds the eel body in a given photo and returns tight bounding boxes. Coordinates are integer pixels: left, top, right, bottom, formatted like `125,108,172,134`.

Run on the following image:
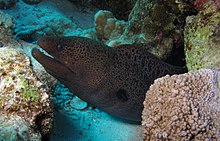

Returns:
32,36,187,121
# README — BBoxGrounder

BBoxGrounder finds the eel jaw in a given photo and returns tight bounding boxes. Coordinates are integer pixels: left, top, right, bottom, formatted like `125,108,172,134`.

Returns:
31,48,75,82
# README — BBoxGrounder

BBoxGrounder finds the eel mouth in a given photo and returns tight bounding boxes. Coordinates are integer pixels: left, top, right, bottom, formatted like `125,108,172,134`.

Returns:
31,48,74,81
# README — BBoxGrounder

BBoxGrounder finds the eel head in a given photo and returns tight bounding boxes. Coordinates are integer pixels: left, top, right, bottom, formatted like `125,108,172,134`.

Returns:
31,36,82,84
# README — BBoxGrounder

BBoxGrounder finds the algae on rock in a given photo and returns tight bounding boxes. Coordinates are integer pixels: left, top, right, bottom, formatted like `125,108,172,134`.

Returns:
0,47,53,139
184,1,220,70
0,111,41,141
0,11,17,47
95,0,195,60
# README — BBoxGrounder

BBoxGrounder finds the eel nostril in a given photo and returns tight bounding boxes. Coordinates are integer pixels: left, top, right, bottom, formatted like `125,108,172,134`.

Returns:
57,44,63,51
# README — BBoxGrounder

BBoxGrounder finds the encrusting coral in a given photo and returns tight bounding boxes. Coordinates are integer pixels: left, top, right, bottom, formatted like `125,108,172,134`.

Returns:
0,47,53,139
184,0,220,70
0,111,41,141
142,68,220,140
94,10,127,46
0,11,56,88
0,11,17,47
94,0,196,60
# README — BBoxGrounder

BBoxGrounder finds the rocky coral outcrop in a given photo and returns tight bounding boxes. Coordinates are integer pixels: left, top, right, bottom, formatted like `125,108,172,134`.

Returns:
142,68,220,140
94,10,127,46
0,11,56,88
0,11,17,47
95,0,195,61
0,47,53,139
8,0,78,42
185,0,220,70
0,111,41,141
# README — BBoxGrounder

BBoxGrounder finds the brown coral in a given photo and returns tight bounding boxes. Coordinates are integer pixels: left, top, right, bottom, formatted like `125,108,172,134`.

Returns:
142,69,220,140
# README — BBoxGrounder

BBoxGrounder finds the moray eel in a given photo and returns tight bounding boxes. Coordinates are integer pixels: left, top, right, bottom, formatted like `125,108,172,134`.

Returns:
32,36,187,121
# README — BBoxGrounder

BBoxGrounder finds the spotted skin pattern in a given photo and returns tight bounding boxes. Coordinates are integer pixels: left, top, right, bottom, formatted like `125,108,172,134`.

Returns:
32,36,187,121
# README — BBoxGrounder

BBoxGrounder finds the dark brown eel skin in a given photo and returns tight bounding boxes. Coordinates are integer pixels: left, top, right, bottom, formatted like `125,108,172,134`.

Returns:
32,36,187,121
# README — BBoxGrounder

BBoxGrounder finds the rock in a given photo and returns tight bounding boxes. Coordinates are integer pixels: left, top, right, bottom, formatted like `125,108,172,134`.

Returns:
142,68,220,140
94,10,127,43
70,96,88,110
0,47,53,139
0,11,17,47
184,0,220,70
0,111,41,141
0,11,57,88
94,0,195,61
9,0,78,42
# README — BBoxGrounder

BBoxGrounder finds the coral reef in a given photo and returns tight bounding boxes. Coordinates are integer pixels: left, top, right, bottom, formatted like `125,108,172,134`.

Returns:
142,68,220,140
0,47,53,139
7,0,78,42
94,0,195,61
0,0,16,9
94,10,127,46
22,0,43,5
184,0,220,70
0,11,17,47
0,11,56,88
0,111,41,141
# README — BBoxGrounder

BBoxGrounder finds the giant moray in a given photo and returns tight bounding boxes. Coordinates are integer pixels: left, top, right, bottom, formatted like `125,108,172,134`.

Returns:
32,36,187,121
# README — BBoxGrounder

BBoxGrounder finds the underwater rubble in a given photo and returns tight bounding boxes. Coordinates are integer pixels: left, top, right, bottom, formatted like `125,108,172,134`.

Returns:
0,0,219,140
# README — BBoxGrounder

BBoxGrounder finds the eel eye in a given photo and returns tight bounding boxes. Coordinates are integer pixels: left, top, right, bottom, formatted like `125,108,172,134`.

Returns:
57,44,64,51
